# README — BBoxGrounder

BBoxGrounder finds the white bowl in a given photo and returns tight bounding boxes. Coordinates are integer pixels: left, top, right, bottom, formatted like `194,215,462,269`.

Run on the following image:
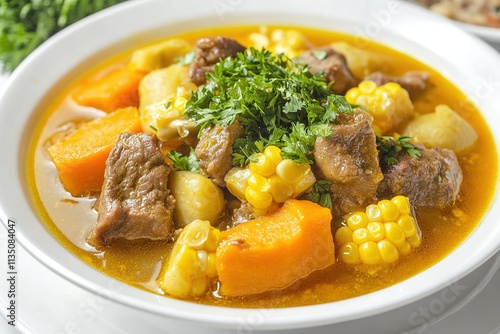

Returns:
1,0,500,333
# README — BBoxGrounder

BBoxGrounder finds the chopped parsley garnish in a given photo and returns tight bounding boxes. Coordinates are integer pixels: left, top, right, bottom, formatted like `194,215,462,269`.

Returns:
302,180,333,210
176,50,196,65
312,50,327,60
167,148,201,173
377,135,422,165
184,47,353,166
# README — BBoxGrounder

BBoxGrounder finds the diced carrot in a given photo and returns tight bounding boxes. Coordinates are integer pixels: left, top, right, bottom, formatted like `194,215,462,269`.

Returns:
48,107,142,197
72,67,145,113
216,199,335,296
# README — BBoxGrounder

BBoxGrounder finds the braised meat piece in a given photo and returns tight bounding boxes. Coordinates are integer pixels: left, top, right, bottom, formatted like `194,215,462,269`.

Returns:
195,122,243,187
296,46,358,94
364,71,429,97
88,132,175,248
313,109,383,216
189,36,246,86
378,144,463,208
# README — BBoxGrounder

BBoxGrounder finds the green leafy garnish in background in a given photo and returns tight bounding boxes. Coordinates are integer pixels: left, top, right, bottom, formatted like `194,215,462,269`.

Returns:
0,0,127,72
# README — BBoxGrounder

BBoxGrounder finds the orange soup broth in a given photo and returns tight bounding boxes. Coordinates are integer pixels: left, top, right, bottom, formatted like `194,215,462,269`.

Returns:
27,25,498,308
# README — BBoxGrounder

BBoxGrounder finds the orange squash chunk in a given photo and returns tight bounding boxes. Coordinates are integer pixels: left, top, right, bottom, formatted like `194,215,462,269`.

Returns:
216,199,335,296
48,107,142,196
72,67,145,112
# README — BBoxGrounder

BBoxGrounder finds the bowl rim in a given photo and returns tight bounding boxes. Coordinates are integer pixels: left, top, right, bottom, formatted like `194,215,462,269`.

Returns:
1,0,500,330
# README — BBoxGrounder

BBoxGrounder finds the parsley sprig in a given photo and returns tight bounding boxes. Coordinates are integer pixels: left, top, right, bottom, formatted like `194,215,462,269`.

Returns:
184,47,353,166
0,0,126,73
167,148,201,173
377,135,422,165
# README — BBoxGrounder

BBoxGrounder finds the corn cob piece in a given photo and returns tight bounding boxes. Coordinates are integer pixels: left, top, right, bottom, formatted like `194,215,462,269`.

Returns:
345,80,414,135
159,219,220,298
335,195,421,265
224,146,316,216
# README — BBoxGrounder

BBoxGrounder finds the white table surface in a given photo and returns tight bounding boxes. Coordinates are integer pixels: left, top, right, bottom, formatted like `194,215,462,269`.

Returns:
1,42,500,334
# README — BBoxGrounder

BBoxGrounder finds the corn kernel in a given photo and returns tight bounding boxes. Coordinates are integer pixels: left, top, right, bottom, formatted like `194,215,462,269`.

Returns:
275,159,309,184
365,204,383,222
359,80,377,93
292,168,316,196
249,153,276,177
367,222,385,242
248,173,271,193
268,175,293,203
335,226,353,245
353,228,370,245
346,212,369,230
392,196,411,216
205,228,220,253
161,270,191,298
384,222,406,247
407,234,422,248
182,220,210,249
264,145,283,165
339,242,361,264
206,253,217,277
245,187,273,210
378,240,399,263
191,277,208,296
378,200,400,222
397,215,417,238
398,241,411,255
359,241,381,265
225,167,253,200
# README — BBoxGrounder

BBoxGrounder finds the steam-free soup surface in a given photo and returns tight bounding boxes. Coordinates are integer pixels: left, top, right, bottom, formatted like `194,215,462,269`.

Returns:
28,26,497,307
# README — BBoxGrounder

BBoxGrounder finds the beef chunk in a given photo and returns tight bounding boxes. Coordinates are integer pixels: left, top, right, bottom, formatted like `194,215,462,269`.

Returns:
195,122,243,187
88,132,175,248
378,145,462,208
296,46,358,94
189,36,246,86
313,109,383,216
364,71,429,97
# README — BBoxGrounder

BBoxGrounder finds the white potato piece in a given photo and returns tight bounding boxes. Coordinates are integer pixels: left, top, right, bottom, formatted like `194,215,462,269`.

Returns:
330,41,389,79
129,38,192,72
169,171,225,227
402,104,478,153
139,63,197,138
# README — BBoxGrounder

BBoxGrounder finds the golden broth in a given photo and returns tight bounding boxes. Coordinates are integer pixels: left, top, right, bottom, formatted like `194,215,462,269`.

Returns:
28,25,498,307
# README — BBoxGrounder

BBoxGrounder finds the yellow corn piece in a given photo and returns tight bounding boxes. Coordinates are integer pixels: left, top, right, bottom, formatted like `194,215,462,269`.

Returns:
146,86,196,141
225,146,316,216
246,27,309,59
335,195,422,265
159,219,220,298
345,80,414,135
128,38,192,72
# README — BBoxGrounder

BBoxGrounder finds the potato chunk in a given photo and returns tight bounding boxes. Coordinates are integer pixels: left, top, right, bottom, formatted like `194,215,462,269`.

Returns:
402,104,478,153
169,171,225,227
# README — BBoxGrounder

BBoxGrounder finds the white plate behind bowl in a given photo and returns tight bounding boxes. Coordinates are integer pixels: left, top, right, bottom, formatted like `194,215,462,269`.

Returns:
0,0,500,333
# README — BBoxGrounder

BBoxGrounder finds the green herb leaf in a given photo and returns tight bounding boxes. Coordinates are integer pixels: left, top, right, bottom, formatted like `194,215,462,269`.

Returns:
312,50,327,60
0,0,126,73
167,148,201,173
184,47,352,166
303,180,333,210
377,135,422,165
176,49,196,65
